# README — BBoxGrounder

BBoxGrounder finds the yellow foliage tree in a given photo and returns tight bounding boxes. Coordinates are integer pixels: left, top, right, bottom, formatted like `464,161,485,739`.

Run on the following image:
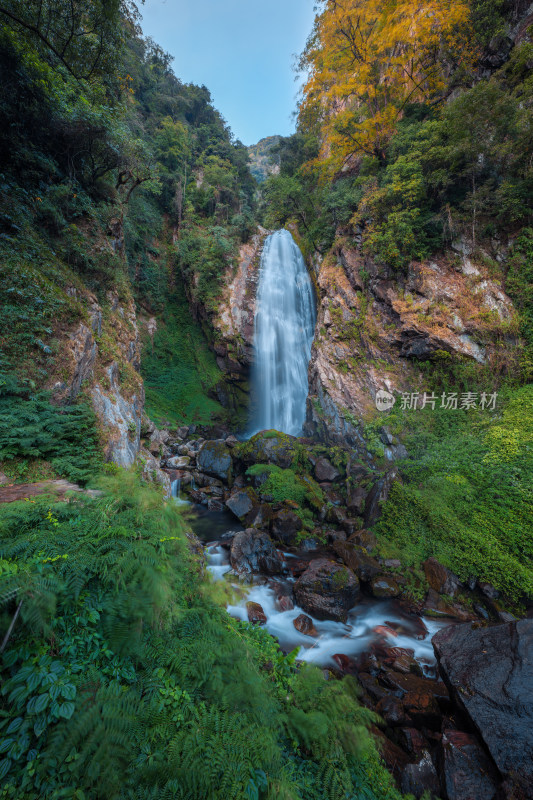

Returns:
300,0,476,173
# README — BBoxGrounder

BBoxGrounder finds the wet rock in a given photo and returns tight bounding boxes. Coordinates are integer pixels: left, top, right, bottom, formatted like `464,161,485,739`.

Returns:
294,558,359,622
271,508,303,545
197,440,233,483
230,529,283,577
225,434,239,448
332,654,358,674
246,601,267,625
276,595,294,612
371,726,410,781
423,557,460,597
288,559,309,578
225,487,259,522
397,727,428,756
433,619,533,789
314,456,340,482
375,695,408,727
379,671,449,704
207,498,224,512
293,613,318,637
400,751,440,799
357,673,389,703
364,468,398,527
381,647,422,676
332,540,381,582
424,588,475,621
440,729,499,800
370,575,401,598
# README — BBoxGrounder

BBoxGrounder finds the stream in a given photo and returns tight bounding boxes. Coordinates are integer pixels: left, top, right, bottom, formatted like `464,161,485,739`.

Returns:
189,514,452,678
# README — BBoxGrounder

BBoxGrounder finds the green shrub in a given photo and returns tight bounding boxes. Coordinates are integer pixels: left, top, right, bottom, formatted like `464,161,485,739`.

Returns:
0,472,402,800
0,376,102,484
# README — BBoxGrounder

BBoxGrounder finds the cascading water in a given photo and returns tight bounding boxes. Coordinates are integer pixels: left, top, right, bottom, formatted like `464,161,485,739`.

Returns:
250,229,316,436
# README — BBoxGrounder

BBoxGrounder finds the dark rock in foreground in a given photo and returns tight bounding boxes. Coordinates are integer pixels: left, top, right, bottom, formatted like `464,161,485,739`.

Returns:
433,619,533,794
294,558,359,622
440,729,499,800
230,529,283,578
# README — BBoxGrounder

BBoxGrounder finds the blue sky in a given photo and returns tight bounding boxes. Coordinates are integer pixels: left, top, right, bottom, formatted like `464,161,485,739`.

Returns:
138,0,316,145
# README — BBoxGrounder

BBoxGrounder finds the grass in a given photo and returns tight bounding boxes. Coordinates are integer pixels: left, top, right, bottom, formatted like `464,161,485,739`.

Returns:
374,384,533,603
140,285,227,428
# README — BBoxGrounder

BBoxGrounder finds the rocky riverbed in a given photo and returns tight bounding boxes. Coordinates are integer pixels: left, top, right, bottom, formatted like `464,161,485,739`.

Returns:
140,419,532,799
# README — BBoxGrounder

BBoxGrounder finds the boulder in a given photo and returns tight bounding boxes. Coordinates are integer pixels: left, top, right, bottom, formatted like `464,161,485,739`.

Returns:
433,620,533,789
424,588,476,621
440,729,499,800
230,529,283,577
225,487,259,523
166,455,191,469
314,456,340,482
346,484,367,515
400,751,440,799
271,508,303,545
294,558,359,622
276,595,294,612
375,695,408,727
241,430,296,468
197,440,232,483
332,540,381,582
349,529,377,553
396,727,428,756
423,557,460,596
293,613,318,637
246,601,267,625
370,575,401,598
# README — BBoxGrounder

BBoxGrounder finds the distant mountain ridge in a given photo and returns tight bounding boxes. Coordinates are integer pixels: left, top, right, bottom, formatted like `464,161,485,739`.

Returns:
247,135,281,183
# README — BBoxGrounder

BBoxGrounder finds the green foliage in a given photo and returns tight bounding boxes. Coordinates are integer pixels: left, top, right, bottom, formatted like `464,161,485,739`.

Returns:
0,377,102,483
141,288,227,427
0,473,403,800
246,464,325,511
375,386,533,602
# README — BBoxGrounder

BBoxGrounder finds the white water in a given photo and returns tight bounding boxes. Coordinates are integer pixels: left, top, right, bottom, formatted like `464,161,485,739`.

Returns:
250,229,316,436
171,478,190,506
206,543,449,674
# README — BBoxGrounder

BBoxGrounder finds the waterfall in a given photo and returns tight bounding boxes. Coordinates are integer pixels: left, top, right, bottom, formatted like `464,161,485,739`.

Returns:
250,229,316,436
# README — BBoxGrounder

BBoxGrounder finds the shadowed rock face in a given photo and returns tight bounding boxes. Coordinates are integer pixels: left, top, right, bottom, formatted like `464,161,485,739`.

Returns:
294,558,359,622
433,620,533,791
230,529,283,578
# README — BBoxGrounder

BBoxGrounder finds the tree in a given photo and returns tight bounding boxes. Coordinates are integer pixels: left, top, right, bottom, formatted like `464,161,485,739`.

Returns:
299,0,475,172
0,0,139,81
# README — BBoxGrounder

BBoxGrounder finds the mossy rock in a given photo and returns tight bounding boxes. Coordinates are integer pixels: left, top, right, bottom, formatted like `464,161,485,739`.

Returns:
197,440,233,483
238,430,297,469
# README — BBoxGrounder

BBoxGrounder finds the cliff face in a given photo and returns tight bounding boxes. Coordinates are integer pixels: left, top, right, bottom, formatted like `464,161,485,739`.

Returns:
211,227,270,397
304,235,517,445
47,283,145,468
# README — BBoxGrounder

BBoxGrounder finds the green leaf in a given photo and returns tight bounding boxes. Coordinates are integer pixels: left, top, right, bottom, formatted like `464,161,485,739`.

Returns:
5,718,23,735
58,702,75,720
0,758,11,780
60,683,76,701
0,739,14,754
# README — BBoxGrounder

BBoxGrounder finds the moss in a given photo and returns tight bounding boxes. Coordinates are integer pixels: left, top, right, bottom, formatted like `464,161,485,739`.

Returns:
140,286,228,427
332,567,349,589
